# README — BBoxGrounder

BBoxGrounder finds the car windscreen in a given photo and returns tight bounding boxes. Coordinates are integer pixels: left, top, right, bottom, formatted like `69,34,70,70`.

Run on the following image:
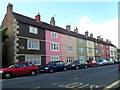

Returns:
47,62,54,65
8,63,17,68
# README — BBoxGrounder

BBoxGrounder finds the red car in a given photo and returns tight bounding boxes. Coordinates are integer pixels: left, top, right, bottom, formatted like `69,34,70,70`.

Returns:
87,60,98,67
0,62,39,79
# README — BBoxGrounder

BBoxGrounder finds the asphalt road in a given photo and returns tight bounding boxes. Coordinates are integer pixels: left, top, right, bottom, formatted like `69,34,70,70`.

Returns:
1,64,120,89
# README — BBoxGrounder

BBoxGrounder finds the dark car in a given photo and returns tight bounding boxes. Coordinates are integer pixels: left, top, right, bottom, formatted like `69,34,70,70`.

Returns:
39,61,67,73
67,60,88,70
0,62,39,79
87,60,99,67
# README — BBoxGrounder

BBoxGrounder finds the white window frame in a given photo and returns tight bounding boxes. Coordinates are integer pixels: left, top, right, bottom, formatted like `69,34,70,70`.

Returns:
106,45,108,48
29,26,38,34
79,48,84,53
67,46,73,52
51,56,59,61
27,39,40,50
79,39,83,43
101,44,104,47
96,49,99,54
25,56,41,65
102,50,105,55
96,43,99,46
68,36,72,40
50,42,59,51
67,57,74,63
51,32,58,38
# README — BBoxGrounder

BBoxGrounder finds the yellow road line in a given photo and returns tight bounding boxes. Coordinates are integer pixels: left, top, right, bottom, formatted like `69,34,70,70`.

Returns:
66,83,83,88
64,82,80,88
102,80,120,90
78,84,89,88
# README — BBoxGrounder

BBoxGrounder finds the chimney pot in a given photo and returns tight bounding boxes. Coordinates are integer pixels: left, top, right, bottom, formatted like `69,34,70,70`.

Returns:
7,3,13,13
74,27,78,33
50,17,55,26
35,13,40,22
66,25,71,31
85,31,88,36
100,38,103,41
106,39,109,42
90,33,93,38
97,36,101,40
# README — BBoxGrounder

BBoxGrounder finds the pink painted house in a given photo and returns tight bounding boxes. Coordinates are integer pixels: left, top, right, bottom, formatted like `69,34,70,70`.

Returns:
46,30,62,64
61,34,77,64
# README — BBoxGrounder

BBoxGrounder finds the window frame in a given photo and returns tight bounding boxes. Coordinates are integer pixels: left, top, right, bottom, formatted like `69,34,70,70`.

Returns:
27,39,40,50
67,46,73,52
50,42,59,51
29,26,38,34
68,36,72,40
51,32,58,38
51,56,59,61
25,56,41,65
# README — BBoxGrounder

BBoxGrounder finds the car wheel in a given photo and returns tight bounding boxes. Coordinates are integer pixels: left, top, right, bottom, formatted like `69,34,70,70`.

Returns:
31,70,36,76
85,65,87,68
64,67,67,71
49,69,53,73
76,66,79,70
4,72,12,79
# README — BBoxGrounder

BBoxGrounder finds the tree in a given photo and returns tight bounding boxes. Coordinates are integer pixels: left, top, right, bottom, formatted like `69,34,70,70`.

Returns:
0,28,9,42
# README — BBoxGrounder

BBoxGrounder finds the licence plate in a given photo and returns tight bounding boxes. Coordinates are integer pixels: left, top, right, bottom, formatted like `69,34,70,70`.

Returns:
40,70,44,71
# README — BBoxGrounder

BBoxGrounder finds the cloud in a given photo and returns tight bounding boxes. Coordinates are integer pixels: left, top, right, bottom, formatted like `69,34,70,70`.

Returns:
71,16,118,47
78,16,93,25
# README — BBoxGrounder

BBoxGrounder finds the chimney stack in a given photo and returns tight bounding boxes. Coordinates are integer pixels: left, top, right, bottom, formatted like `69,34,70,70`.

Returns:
97,36,101,40
85,31,88,36
106,39,109,42
7,3,13,13
66,25,71,31
100,38,103,41
35,13,40,22
74,27,78,33
50,17,55,26
90,33,93,38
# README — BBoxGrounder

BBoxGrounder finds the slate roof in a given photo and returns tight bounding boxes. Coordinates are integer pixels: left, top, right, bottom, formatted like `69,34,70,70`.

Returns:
12,12,116,47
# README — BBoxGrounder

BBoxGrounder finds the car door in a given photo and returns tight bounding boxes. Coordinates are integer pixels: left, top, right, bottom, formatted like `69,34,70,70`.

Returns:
59,61,65,71
52,62,60,72
25,63,35,74
79,61,84,68
16,63,27,75
77,61,81,68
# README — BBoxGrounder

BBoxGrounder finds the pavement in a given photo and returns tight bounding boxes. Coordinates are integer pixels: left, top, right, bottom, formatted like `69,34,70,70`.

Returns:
1,64,120,89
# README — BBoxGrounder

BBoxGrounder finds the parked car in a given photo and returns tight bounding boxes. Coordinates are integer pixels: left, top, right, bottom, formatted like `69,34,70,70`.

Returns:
112,59,119,64
67,60,88,70
117,59,120,64
87,60,99,67
97,60,109,66
0,62,39,79
106,59,114,65
39,61,67,73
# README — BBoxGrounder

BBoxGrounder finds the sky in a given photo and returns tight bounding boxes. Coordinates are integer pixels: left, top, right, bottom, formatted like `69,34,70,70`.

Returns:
0,1,118,48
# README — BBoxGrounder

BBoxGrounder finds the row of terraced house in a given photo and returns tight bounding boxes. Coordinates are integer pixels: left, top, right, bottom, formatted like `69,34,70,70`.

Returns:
2,3,118,66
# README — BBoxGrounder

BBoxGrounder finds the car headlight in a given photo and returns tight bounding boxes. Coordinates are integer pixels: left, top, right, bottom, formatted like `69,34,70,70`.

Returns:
72,64,75,66
45,67,49,69
0,71,3,73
